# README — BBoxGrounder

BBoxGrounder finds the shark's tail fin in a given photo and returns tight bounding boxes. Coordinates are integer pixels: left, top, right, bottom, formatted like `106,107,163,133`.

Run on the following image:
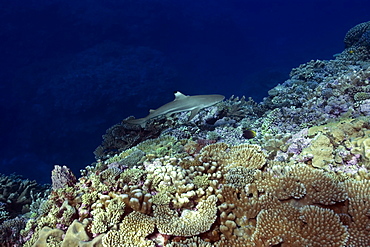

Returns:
125,117,147,128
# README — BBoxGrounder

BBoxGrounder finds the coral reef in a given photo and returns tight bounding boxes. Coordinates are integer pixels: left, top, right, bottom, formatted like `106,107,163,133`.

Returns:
13,20,370,247
20,138,370,246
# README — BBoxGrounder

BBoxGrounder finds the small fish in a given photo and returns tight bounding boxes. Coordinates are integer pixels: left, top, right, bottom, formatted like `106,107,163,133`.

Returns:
242,129,257,139
126,91,225,127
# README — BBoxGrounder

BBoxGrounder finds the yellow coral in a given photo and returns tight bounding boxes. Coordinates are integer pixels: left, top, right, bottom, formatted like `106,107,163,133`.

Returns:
252,205,348,247
90,195,126,235
102,211,155,247
256,164,347,205
301,132,334,168
166,236,213,247
344,179,370,246
154,195,218,236
198,143,266,170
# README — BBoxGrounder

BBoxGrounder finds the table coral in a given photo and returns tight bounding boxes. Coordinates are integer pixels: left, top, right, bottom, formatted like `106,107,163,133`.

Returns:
252,204,348,247
102,211,155,247
166,236,213,247
344,179,370,246
196,142,266,183
154,195,217,237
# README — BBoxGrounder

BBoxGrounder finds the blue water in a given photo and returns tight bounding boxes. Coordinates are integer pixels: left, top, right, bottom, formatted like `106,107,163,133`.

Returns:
1,0,369,183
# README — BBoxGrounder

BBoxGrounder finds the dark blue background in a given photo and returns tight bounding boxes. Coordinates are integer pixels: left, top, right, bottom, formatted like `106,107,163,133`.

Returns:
1,0,368,183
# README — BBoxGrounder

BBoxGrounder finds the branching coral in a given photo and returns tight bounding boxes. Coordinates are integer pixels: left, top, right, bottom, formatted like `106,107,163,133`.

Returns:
0,217,27,246
0,173,49,218
90,196,126,235
22,138,370,247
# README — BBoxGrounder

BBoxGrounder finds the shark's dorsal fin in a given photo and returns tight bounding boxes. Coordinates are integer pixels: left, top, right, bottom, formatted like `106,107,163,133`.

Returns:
174,91,188,101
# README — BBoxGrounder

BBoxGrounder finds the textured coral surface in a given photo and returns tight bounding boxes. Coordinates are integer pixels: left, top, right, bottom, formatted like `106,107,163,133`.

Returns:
20,136,370,246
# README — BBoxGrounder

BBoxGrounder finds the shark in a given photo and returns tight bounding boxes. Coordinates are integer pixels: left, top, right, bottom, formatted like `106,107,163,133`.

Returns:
125,91,225,127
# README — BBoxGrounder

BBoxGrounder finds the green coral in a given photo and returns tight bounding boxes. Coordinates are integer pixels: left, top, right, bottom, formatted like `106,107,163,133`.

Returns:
81,191,98,206
105,147,145,169
91,197,125,235
152,192,172,205
193,175,209,189
136,136,182,157
354,91,370,101
225,167,256,188
120,168,146,184
100,167,122,182
206,131,220,140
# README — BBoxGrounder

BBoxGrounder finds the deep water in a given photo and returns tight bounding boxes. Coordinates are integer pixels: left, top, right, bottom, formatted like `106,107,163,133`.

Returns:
1,0,369,184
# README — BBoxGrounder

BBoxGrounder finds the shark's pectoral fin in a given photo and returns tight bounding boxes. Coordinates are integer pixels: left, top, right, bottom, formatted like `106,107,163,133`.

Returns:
125,117,147,128
189,108,201,120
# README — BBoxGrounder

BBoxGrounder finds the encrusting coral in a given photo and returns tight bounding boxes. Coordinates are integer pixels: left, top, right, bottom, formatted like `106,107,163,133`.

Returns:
13,21,370,247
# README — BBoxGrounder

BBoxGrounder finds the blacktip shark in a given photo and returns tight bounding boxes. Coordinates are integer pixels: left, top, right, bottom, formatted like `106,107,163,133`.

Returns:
126,91,225,127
